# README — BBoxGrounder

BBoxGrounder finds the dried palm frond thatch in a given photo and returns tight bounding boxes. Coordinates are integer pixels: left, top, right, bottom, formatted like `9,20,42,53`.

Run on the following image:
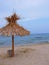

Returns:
0,13,30,57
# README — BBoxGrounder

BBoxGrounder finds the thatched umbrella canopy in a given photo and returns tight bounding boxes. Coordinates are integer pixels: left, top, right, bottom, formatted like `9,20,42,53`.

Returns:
0,13,30,57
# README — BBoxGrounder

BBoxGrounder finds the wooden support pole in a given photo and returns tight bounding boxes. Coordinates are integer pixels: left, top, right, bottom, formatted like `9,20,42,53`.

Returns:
12,35,14,57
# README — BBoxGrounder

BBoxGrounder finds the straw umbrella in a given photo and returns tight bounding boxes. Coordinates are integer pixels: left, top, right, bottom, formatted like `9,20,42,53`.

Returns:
0,13,30,57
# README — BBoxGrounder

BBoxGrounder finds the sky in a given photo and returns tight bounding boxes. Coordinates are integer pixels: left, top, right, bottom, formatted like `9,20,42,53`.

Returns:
0,0,49,34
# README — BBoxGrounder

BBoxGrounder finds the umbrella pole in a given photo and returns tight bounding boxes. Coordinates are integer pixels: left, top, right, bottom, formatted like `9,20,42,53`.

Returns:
12,35,14,57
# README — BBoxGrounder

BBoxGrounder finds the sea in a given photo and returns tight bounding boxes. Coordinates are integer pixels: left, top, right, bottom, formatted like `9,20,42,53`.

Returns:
0,33,49,47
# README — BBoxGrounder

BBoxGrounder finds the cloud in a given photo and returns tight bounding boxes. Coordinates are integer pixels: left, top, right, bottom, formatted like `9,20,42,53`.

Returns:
0,0,49,20
0,0,49,9
0,0,49,33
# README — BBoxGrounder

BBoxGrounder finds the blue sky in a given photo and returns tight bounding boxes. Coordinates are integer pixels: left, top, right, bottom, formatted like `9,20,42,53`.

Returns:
0,0,49,33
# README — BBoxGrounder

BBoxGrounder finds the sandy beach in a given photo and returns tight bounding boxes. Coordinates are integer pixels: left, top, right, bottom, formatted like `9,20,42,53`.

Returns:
0,43,49,65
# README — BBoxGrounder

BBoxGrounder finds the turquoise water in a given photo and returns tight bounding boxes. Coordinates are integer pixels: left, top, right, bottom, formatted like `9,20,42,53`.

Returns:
0,33,49,47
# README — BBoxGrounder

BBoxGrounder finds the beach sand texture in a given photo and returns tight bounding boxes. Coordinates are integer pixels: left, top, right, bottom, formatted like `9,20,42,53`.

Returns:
0,44,49,65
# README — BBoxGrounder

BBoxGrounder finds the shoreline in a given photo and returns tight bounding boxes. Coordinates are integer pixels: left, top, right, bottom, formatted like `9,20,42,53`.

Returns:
0,42,49,48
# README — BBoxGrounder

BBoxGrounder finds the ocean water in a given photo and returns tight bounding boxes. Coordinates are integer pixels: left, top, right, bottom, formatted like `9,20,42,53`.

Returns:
0,33,49,47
